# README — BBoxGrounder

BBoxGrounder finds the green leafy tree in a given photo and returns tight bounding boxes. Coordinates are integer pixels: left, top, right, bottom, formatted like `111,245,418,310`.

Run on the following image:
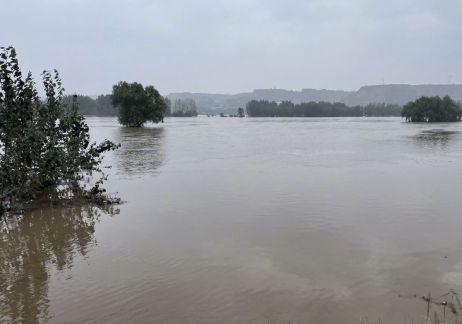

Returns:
112,81,165,127
237,107,245,117
0,46,119,215
401,96,462,122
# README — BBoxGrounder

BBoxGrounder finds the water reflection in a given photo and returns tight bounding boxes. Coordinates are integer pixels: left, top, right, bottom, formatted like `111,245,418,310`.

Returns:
114,127,165,176
412,129,460,150
0,205,117,323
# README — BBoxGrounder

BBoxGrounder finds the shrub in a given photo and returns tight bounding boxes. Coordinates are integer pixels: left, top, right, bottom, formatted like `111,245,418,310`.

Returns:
0,46,119,215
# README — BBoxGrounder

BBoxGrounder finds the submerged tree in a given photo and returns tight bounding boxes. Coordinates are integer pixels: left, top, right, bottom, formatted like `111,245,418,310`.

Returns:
171,98,198,117
63,94,117,117
112,81,165,127
0,46,119,215
237,107,245,117
163,96,171,117
401,96,462,122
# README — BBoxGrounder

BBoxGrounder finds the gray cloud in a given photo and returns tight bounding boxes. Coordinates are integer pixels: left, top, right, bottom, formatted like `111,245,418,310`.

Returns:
1,0,461,95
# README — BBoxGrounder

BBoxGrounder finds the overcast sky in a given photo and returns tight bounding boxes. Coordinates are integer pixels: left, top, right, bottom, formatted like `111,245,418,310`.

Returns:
1,0,461,95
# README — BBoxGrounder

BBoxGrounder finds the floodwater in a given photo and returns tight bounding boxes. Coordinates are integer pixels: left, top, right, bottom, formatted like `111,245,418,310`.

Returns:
2,117,462,323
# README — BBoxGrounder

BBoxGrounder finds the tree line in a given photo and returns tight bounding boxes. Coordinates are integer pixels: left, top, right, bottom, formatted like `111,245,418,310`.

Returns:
64,93,199,119
245,100,402,117
169,98,198,117
63,94,116,116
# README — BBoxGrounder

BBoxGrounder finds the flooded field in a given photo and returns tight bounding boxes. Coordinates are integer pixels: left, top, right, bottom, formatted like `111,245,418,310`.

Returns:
2,116,462,323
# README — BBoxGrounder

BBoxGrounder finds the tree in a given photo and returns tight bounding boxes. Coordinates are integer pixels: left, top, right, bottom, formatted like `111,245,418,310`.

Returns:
401,96,462,122
0,46,119,215
171,98,198,117
95,94,116,116
163,96,171,116
237,107,245,117
111,81,165,127
63,94,97,115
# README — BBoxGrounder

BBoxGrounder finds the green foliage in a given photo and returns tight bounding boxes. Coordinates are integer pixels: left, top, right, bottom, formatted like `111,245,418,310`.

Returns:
112,81,165,127
246,100,402,117
401,96,462,122
237,107,245,117
0,46,119,215
171,98,198,117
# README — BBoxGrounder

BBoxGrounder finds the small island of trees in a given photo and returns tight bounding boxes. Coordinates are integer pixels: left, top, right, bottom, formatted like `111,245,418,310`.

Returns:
112,81,167,127
401,95,462,122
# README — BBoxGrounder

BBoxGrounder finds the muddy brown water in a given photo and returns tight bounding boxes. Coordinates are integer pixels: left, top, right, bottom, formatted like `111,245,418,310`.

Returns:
2,117,462,323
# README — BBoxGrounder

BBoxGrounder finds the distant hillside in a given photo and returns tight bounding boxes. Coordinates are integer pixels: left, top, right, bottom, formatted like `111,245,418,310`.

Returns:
168,84,462,114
